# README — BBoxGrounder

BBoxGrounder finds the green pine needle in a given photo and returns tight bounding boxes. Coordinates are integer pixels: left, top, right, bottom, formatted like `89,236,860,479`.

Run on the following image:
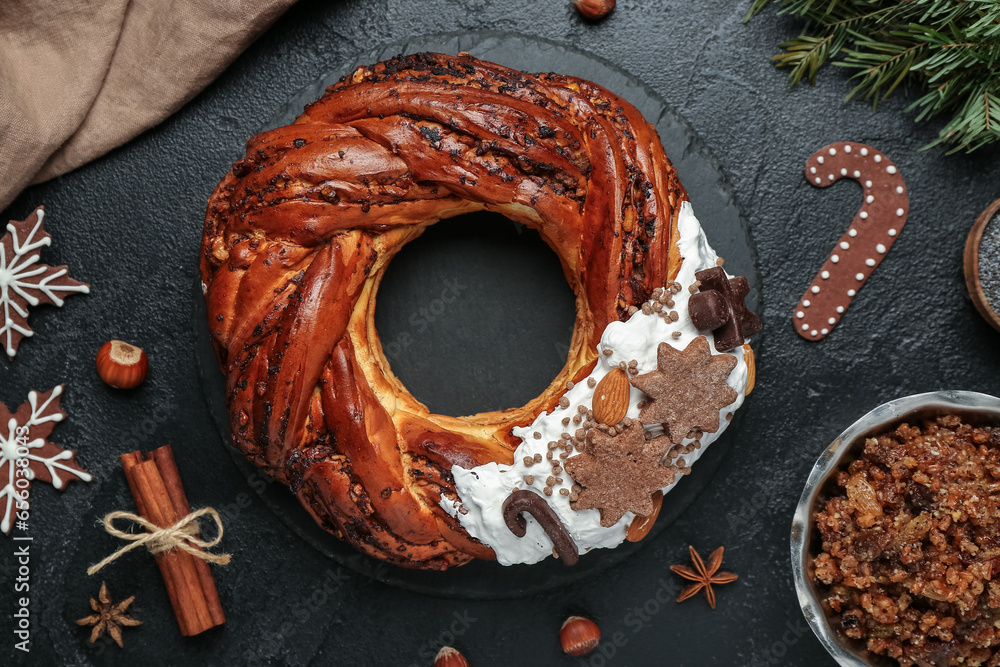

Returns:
746,0,1000,153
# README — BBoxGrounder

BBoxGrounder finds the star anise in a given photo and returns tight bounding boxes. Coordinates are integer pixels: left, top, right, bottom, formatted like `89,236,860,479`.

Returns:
670,546,738,609
76,582,141,647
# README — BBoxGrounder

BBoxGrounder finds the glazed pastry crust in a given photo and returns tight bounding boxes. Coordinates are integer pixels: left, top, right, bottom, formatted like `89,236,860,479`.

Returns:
200,52,686,569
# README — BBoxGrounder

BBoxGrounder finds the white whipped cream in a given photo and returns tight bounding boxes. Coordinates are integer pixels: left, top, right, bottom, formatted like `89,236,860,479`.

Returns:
442,202,751,565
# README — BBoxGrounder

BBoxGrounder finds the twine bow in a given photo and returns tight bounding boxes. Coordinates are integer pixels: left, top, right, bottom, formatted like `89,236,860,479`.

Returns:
87,507,231,575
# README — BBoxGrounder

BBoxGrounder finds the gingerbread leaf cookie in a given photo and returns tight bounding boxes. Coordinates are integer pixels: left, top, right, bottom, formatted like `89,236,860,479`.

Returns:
0,386,92,534
565,418,674,527
0,207,90,359
630,337,738,444
795,143,908,340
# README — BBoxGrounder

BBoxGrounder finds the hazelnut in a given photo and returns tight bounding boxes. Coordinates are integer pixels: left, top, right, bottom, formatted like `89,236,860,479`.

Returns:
434,646,469,667
96,340,148,389
574,0,615,20
560,616,600,657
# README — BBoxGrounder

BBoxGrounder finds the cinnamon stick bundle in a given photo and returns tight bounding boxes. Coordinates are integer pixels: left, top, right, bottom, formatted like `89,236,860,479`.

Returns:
120,445,225,636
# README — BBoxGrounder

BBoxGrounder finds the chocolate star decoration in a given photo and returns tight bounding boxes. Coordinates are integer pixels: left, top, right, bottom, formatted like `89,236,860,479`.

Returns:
630,337,737,444
564,418,674,527
76,582,142,647
688,267,761,351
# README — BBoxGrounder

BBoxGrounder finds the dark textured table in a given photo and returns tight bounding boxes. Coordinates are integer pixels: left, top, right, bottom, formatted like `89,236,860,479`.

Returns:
3,1,999,666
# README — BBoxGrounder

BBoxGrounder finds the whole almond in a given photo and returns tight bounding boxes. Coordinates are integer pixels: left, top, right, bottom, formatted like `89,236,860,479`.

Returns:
626,490,663,543
742,344,756,396
591,368,630,426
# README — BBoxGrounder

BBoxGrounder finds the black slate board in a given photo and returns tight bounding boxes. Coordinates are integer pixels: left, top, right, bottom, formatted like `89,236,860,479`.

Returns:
1,1,999,665
193,31,760,599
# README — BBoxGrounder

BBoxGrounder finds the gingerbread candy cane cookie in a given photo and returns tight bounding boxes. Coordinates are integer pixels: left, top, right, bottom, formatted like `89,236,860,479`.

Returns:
794,142,908,341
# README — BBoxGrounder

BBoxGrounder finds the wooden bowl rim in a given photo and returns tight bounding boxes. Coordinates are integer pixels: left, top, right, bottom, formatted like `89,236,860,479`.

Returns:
963,197,1000,333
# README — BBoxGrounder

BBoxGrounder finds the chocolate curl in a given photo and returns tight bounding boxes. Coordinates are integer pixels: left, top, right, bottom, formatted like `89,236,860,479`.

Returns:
690,268,761,351
502,490,580,566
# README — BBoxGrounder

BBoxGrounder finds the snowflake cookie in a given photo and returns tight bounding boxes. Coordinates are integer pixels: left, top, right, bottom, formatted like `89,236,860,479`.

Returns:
0,386,92,534
0,206,90,358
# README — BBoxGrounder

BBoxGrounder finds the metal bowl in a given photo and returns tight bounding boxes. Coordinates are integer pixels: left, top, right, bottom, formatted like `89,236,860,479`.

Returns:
790,390,1000,667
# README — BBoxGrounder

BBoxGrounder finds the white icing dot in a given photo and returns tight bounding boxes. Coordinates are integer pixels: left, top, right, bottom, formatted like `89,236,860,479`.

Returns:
848,289,856,296
896,185,903,194
840,241,850,250
848,229,857,237
818,156,825,164
840,168,847,176
802,324,809,331
836,306,844,313
865,258,876,267
860,148,868,156
811,329,819,336
876,243,886,254
874,154,882,163
821,270,830,279
866,195,874,204
821,328,828,335
855,273,865,281
803,300,811,307
796,311,804,319
896,208,904,217
831,254,839,263
844,145,852,153
828,317,836,325
860,211,869,220
889,229,897,236
853,170,860,178
814,177,821,184
887,165,897,174
811,285,820,294
810,166,817,174
829,148,837,155
865,180,872,188
828,174,835,181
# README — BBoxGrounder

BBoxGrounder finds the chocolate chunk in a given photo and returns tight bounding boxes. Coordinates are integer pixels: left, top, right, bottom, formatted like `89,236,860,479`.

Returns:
691,268,761,351
688,290,728,331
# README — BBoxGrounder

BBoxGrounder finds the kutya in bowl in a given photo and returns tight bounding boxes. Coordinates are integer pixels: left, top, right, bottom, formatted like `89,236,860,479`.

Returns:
791,391,1000,667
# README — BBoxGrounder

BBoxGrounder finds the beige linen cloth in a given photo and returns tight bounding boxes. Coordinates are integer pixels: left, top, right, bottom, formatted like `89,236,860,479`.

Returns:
0,0,297,211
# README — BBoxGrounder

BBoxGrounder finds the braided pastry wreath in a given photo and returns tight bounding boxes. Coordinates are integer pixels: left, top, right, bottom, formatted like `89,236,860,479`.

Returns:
201,52,759,570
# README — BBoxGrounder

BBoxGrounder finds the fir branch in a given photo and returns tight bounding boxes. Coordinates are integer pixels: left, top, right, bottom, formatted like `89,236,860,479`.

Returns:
840,40,928,106
747,0,1000,152
772,34,837,86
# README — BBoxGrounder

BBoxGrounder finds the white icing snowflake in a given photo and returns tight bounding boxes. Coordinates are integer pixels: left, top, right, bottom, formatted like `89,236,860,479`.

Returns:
0,207,90,358
0,386,92,534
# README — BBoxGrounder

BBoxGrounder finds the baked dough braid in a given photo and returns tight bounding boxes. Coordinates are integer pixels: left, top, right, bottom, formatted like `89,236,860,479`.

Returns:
201,52,686,569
